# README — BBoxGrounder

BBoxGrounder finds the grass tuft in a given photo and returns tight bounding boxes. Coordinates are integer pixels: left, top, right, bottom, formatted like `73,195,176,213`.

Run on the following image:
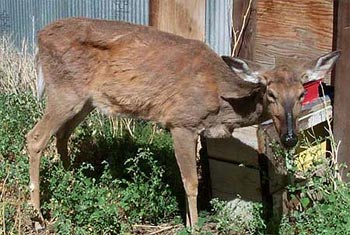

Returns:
0,35,37,95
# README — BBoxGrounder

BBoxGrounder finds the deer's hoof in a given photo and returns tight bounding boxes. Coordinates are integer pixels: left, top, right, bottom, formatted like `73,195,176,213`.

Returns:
33,221,46,232
27,203,46,232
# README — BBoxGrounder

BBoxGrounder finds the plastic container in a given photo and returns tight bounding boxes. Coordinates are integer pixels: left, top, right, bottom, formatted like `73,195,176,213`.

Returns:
302,79,322,105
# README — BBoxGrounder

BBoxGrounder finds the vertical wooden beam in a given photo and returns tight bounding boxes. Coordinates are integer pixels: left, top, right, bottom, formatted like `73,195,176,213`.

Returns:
149,0,160,27
333,0,350,181
149,0,205,41
232,0,257,60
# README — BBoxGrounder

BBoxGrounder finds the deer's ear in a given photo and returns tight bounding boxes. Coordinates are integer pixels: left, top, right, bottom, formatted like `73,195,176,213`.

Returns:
222,56,266,85
302,50,341,84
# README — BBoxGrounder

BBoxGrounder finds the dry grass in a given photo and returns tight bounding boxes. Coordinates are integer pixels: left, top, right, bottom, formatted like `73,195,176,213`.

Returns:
0,35,37,96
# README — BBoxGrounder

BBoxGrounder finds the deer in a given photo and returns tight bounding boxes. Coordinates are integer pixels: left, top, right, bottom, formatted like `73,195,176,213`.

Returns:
26,17,340,229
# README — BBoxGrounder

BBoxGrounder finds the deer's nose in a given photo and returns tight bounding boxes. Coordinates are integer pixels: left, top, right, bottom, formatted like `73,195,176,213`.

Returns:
281,133,298,149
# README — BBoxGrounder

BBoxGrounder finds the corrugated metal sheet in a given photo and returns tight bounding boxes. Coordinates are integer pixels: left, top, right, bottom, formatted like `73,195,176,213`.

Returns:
205,0,232,56
0,0,232,56
0,0,149,51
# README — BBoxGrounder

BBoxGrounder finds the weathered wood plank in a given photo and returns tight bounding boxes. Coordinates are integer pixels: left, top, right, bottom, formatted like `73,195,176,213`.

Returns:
149,0,205,41
333,0,350,181
255,0,333,82
209,158,262,202
207,126,259,168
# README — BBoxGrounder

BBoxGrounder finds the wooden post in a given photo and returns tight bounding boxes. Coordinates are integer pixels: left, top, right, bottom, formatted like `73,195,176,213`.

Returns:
333,0,350,181
149,0,160,27
149,0,206,41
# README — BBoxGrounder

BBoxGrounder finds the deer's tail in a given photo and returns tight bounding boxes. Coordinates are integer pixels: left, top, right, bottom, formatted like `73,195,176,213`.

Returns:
35,49,45,100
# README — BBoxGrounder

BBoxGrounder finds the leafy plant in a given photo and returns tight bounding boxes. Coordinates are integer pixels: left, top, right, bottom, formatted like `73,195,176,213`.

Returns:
0,92,42,157
40,136,179,233
119,148,179,224
277,119,350,234
43,162,123,234
280,178,350,235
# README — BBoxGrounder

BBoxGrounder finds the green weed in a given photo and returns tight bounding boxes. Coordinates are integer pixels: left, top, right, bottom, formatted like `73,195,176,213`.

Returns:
276,122,350,234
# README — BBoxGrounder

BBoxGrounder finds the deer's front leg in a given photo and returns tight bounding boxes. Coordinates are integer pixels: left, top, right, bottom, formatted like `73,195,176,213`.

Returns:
171,127,198,227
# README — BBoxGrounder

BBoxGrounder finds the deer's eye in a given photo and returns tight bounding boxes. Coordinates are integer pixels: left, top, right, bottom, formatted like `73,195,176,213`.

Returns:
302,73,309,81
299,91,306,101
267,90,277,102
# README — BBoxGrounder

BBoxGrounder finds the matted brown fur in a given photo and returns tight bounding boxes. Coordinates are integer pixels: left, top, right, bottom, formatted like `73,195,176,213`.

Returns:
37,18,259,130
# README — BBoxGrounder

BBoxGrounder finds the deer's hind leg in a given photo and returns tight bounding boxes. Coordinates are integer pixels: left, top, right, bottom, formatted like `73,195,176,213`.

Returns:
55,101,94,169
26,93,90,225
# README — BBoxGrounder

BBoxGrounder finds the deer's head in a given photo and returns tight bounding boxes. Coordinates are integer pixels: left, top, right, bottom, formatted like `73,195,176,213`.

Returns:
222,51,340,149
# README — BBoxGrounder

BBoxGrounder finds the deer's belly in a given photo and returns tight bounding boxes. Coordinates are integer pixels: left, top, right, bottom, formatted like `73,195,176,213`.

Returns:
202,125,232,138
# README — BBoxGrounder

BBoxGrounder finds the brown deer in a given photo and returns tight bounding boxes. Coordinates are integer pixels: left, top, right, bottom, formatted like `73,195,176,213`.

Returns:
26,17,340,228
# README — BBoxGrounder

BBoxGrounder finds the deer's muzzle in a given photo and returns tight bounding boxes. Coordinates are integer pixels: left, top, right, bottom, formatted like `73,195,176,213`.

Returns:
281,112,298,148
281,132,298,148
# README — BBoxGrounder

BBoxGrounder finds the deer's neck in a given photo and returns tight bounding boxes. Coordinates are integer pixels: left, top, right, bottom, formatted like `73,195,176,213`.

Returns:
202,91,268,138
225,91,267,126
